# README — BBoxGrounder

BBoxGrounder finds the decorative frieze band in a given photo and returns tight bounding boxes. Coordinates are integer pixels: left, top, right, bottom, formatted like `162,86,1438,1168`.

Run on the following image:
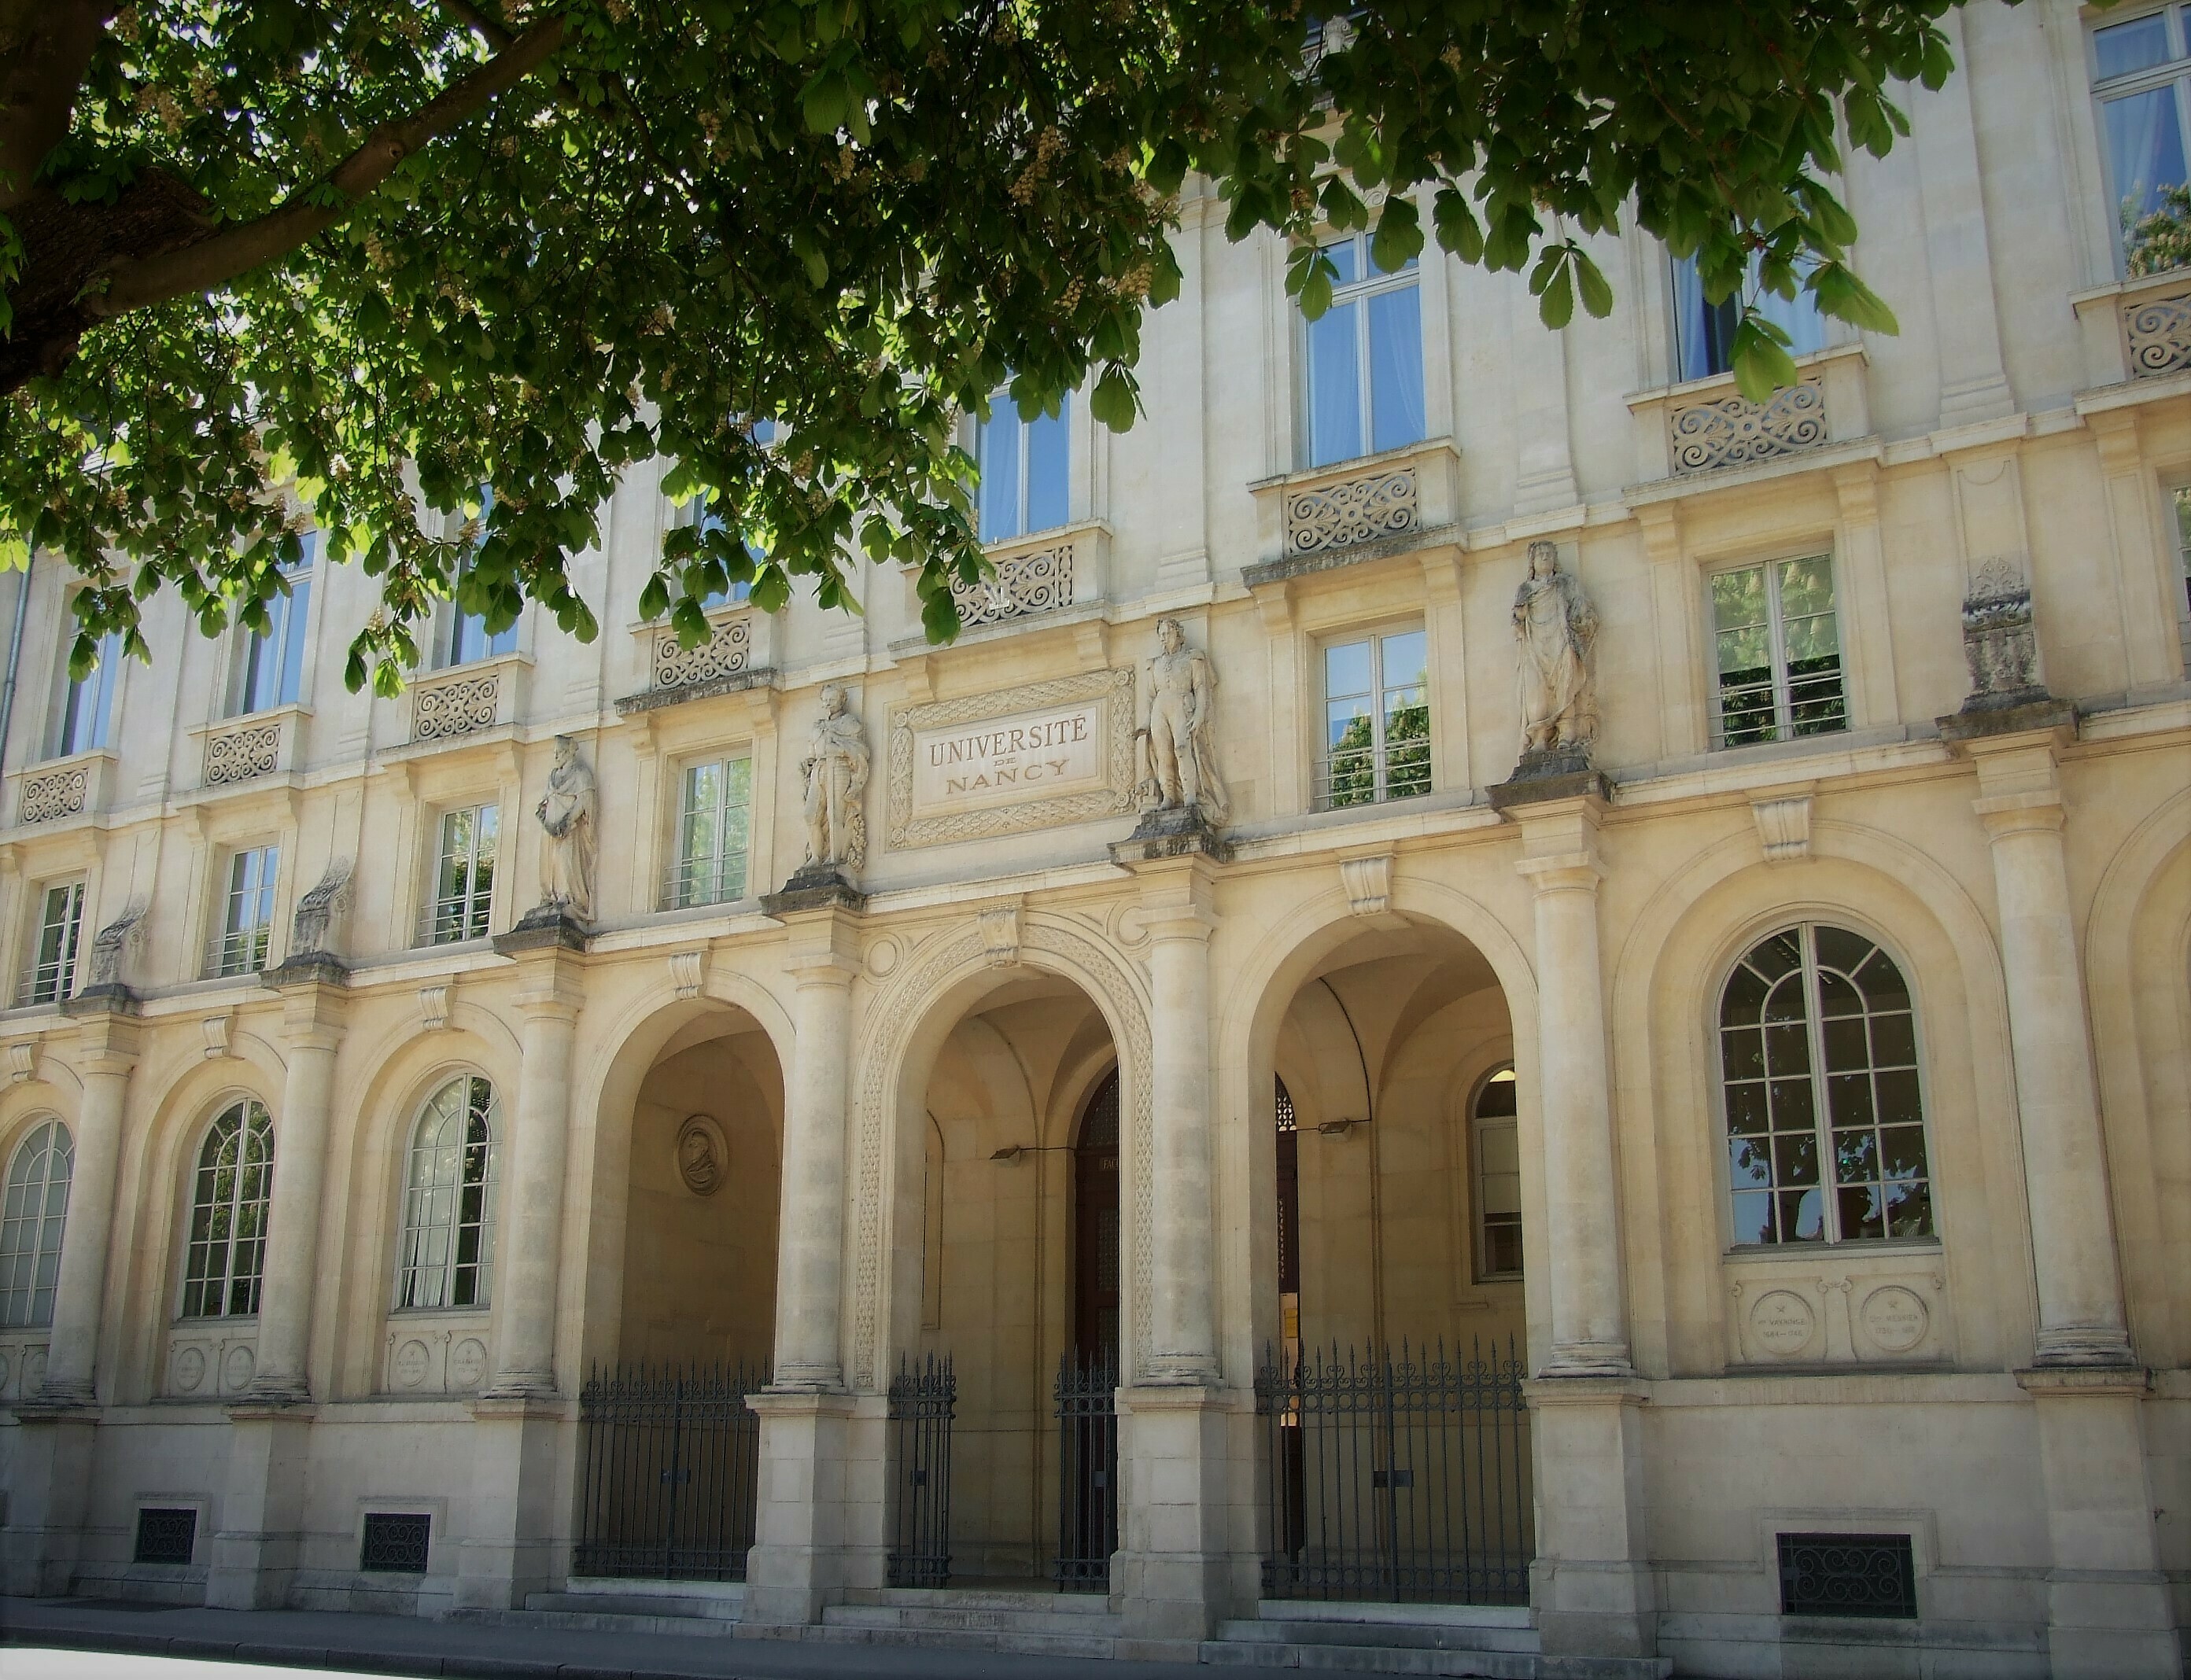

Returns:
204,721,281,786
651,610,753,691
2122,280,2191,379
411,670,500,742
18,765,87,824
1285,466,1418,555
1669,380,1827,475
952,543,1074,628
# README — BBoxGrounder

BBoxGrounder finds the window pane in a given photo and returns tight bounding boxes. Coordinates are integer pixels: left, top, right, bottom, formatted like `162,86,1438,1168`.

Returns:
1025,401,1070,532
1672,256,1741,381
1367,286,1426,454
2106,85,2191,262
1320,237,1360,288
2096,13,2174,80
1324,639,1372,700
1305,297,1363,467
977,402,1024,542
278,579,310,706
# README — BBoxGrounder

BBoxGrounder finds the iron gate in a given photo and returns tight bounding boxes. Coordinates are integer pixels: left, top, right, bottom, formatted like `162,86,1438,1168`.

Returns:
1051,1349,1118,1591
1256,1336,1533,1604
887,1353,956,1588
573,1361,766,1581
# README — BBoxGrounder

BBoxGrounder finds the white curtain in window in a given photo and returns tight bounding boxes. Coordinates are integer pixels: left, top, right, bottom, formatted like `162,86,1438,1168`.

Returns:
396,1076,498,1310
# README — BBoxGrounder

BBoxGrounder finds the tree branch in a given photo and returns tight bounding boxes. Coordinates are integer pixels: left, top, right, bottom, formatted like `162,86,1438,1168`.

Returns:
0,0,118,212
87,14,567,320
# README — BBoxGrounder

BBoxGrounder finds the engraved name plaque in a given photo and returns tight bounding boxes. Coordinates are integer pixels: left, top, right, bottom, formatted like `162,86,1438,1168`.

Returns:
887,667,1138,849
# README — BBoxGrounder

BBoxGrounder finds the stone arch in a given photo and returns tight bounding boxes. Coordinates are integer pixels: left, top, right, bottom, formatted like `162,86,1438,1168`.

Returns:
2083,785,2191,1361
848,911,1153,1388
1611,820,2027,1376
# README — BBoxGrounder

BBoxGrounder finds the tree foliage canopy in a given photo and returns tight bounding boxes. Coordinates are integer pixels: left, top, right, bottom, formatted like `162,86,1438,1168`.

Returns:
0,0,1968,687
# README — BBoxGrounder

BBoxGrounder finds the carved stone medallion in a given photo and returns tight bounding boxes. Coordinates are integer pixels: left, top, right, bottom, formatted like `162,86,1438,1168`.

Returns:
1748,1289,1818,1358
677,1114,728,1197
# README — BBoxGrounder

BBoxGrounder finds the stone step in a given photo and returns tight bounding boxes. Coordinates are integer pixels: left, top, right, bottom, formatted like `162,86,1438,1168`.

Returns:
806,1621,1118,1660
840,1584,1116,1613
1219,1616,1540,1655
529,1588,743,1623
450,1605,743,1640
823,1599,1124,1638
1202,1638,1671,1680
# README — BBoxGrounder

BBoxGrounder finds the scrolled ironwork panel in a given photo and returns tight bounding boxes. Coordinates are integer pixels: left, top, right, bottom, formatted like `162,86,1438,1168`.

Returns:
1669,382,1828,475
411,672,501,741
2124,286,2191,379
1776,1531,1916,1619
1285,469,1418,555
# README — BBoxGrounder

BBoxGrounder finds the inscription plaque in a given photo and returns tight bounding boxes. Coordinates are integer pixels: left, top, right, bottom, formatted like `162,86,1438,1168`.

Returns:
1858,1284,1929,1354
887,668,1138,849
1749,1289,1818,1357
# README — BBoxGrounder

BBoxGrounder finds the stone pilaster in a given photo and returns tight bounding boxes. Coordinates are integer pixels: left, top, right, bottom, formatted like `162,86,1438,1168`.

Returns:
1523,1377,1656,1661
35,997,138,1405
242,972,346,1402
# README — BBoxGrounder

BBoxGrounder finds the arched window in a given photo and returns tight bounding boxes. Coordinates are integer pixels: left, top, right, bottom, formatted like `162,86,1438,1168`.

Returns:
180,1100,275,1318
0,1120,73,1328
1720,925,1931,1247
396,1076,498,1310
1471,1066,1522,1279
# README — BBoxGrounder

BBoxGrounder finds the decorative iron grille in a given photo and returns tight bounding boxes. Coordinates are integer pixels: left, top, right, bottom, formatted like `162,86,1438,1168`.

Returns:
1052,1349,1118,1592
1777,1532,1916,1619
360,1512,431,1574
887,1353,955,1589
1256,1337,1533,1604
573,1361,766,1582
133,1506,197,1565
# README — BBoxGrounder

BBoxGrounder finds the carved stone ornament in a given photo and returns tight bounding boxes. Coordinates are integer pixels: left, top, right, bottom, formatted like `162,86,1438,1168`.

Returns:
669,948,704,1000
290,859,353,958
1750,794,1813,864
797,684,870,877
411,670,501,742
1285,467,1418,556
85,900,148,992
953,543,1075,628
1134,617,1230,829
204,723,281,787
419,984,452,1033
676,1113,728,1197
19,765,89,825
1669,381,1827,475
2123,279,2191,379
6,1041,38,1084
1512,540,1600,767
1339,853,1393,918
533,736,599,926
1958,558,2043,704
652,612,752,691
979,903,1023,967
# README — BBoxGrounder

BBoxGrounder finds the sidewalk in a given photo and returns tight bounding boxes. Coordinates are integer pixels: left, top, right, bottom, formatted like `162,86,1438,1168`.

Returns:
0,1598,1212,1680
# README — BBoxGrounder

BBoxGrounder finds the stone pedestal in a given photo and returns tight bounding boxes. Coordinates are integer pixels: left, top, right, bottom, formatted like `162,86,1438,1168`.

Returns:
205,1403,315,1608
1112,1386,1249,1653
1523,1377,1656,1660
740,1389,884,1627
0,1407,98,1596
2017,1368,2181,1679
452,1395,572,1612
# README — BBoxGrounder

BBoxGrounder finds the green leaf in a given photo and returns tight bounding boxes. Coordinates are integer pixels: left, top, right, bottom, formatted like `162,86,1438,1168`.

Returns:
1089,365,1138,431
1433,188,1484,264
1732,317,1802,401
1573,248,1614,319
1370,195,1423,273
1808,262,1899,335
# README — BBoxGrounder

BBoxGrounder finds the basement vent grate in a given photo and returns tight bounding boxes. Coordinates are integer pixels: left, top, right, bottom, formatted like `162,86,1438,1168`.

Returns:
1777,1532,1916,1619
360,1512,431,1574
133,1507,197,1565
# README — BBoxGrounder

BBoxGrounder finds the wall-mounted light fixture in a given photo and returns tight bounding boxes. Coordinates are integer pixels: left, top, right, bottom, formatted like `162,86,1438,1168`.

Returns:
1315,1117,1370,1139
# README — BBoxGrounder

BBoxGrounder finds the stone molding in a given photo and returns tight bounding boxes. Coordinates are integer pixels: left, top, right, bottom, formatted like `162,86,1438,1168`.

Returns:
848,915,1153,1390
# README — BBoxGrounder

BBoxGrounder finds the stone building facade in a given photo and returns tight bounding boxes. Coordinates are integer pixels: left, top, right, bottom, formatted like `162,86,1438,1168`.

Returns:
1,2,2188,1673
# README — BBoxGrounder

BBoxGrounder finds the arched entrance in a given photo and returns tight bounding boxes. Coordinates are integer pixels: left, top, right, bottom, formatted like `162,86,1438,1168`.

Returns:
1256,916,1534,1605
573,1001,784,1585
892,965,1120,1590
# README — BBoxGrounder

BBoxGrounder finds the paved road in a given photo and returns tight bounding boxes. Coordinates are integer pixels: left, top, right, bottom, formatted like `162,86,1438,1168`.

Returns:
0,1599,1214,1680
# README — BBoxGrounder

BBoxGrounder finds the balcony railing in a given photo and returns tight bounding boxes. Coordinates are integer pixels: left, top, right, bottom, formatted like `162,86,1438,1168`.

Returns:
661,853,750,913
417,893,493,947
1313,741,1433,812
952,540,1075,628
13,955,75,1009
205,923,272,981
1667,379,1828,475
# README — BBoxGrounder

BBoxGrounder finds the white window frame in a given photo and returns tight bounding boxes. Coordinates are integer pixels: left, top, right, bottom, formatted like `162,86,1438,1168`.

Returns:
1706,551,1849,750
178,1099,275,1320
394,1075,499,1312
52,629,121,759
231,533,317,717
1296,229,1426,470
974,387,1073,543
211,843,280,978
669,752,754,910
427,804,499,945
443,490,518,668
1668,251,1829,384
19,879,86,1007
1470,1065,1522,1282
1314,621,1433,810
2089,5,2191,277
0,1119,73,1329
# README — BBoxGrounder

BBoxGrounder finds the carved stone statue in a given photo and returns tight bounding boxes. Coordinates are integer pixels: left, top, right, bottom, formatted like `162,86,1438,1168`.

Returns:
87,900,147,992
1512,540,1600,763
535,736,599,925
1959,558,2043,703
290,860,352,957
800,684,869,874
1136,617,1230,827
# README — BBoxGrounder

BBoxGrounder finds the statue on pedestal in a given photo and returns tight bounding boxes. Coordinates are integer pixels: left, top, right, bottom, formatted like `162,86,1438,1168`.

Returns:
1512,540,1599,766
800,683,869,875
1135,617,1230,828
535,736,599,925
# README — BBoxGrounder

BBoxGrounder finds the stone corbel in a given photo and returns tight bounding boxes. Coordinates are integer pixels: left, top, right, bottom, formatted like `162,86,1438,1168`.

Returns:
1252,577,1297,637
1072,617,1110,671
1337,850,1395,918
1750,787,1815,864
419,982,452,1033
669,948,704,1000
979,901,1024,967
6,1038,39,1084
200,1011,234,1060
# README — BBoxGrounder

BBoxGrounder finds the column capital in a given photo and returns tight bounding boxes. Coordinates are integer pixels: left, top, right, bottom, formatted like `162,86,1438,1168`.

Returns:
271,974,349,1048
498,936,588,1018
68,1006,140,1072
1131,853,1219,939
1973,786,2067,841
780,904,862,982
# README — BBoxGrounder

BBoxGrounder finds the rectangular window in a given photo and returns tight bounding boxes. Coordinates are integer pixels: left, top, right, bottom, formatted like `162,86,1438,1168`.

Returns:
670,495,757,606
1300,232,1426,469
429,805,498,944
1473,1067,1522,1280
669,755,752,909
212,844,279,977
1710,554,1846,749
20,881,86,1006
447,488,518,666
2092,8,2191,273
976,390,1070,542
1317,626,1430,809
54,632,121,758
234,532,315,714
1671,252,1827,383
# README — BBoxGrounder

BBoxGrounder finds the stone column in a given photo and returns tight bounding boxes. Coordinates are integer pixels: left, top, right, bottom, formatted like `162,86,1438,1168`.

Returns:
1145,867,1219,1383
1505,793,1654,1661
242,973,345,1401
36,1001,138,1404
483,929,587,1397
744,889,866,1628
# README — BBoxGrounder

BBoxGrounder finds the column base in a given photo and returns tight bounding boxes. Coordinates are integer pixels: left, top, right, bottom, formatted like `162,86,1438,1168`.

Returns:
452,1394,574,1612
206,1405,316,1610
740,1389,881,1627
2016,1367,2183,1680
1522,1376,1656,1661
0,1408,98,1597
1113,1385,1253,1645
2031,1326,2138,1368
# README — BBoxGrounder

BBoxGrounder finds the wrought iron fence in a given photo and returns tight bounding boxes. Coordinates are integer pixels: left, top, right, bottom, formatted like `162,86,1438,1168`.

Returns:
573,1361,766,1582
887,1353,955,1589
1051,1349,1118,1592
1256,1336,1533,1605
